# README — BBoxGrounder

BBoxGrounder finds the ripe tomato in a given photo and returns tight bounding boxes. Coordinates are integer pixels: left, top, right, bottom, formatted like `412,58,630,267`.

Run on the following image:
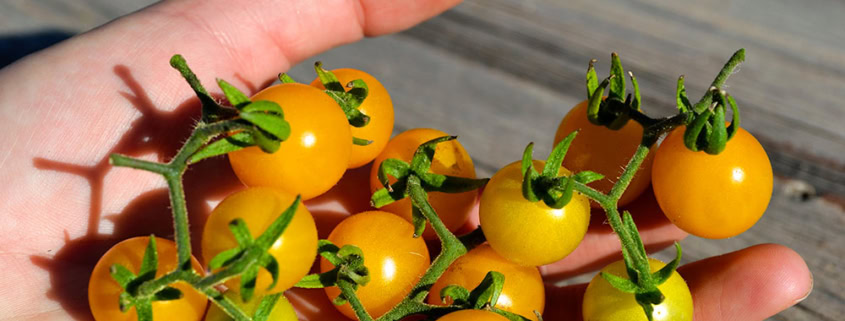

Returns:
204,292,297,321
479,160,590,267
201,187,318,296
369,128,478,239
311,68,394,169
554,99,653,207
428,244,545,320
321,211,430,319
88,237,207,321
651,126,772,239
228,83,352,200
582,259,693,321
437,309,510,321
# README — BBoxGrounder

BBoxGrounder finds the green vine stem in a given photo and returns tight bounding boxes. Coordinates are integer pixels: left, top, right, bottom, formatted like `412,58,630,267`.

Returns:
110,119,253,269
693,49,745,113
104,49,747,321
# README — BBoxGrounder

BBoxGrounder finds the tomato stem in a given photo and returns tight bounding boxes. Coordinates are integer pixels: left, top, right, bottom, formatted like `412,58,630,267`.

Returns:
339,279,375,321
373,176,494,321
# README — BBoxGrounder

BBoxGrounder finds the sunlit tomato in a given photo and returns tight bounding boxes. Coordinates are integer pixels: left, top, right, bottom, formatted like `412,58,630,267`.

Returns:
652,126,772,239
204,292,297,321
582,259,693,321
228,83,351,200
311,68,394,169
437,309,510,321
479,160,590,267
428,244,545,320
369,128,477,239
202,187,318,296
554,99,653,207
321,211,430,319
88,237,207,321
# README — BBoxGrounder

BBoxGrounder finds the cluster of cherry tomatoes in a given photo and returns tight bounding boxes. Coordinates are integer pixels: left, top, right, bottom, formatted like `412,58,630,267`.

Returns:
89,59,773,321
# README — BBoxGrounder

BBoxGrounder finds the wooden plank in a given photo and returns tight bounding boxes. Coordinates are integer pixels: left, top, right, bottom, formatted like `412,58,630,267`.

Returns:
400,0,845,197
0,0,155,33
1,0,841,320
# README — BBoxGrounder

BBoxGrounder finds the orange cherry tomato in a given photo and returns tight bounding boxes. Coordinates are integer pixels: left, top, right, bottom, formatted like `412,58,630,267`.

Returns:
311,68,395,169
428,244,545,320
321,211,430,319
369,128,478,239
228,83,351,200
201,187,318,296
554,99,653,207
652,126,773,238
88,237,207,321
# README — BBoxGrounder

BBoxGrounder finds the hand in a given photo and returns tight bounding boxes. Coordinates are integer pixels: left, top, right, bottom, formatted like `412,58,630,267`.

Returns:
0,0,460,319
0,0,810,320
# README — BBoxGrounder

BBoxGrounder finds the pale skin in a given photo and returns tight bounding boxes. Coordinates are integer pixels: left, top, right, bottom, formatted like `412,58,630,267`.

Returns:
0,0,811,320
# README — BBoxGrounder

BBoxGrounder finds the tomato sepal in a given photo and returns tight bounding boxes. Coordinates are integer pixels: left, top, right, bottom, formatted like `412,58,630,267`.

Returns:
608,52,626,101
353,136,374,146
468,271,505,309
682,87,741,155
370,135,487,209
205,196,302,302
107,236,187,321
676,75,692,114
313,61,372,127
217,78,251,110
586,59,598,98
440,285,471,306
652,243,683,286
520,136,595,209
278,73,297,84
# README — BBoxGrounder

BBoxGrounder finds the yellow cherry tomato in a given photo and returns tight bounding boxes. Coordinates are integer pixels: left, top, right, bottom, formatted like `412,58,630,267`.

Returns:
88,237,207,321
311,68,395,169
228,83,351,200
201,187,318,296
652,126,773,239
369,128,477,239
321,211,430,319
480,160,590,266
428,244,545,320
582,259,693,321
554,99,653,207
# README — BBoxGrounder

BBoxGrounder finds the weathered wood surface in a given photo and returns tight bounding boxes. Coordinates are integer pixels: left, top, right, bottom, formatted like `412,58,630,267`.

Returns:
1,0,842,320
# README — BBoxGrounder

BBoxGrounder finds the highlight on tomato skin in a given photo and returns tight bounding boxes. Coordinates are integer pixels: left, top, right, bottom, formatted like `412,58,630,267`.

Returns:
369,128,478,240
311,68,395,169
651,125,773,239
427,244,545,321
479,160,591,267
582,259,693,321
228,83,352,201
201,187,318,297
320,211,431,319
554,99,654,208
88,237,208,321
